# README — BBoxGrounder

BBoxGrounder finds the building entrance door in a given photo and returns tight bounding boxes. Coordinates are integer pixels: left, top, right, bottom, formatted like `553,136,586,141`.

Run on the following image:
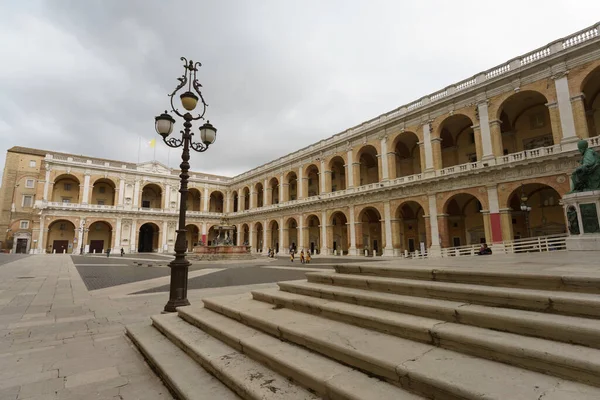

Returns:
52,240,69,254
16,239,28,254
89,240,104,254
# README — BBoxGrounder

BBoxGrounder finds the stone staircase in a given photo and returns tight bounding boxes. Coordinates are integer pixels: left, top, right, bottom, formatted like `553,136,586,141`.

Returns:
127,263,600,399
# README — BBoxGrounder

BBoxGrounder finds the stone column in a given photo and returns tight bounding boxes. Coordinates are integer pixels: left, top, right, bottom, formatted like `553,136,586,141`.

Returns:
348,206,358,255
487,185,503,245
114,218,122,252
203,187,209,212
82,173,91,205
324,170,332,193
249,223,254,252
236,224,242,245
118,179,125,205
547,102,563,147
473,125,483,162
238,188,244,211
428,194,442,257
570,93,590,138
437,214,450,248
37,216,46,254
133,180,140,208
176,191,181,212
383,201,394,256
43,168,51,201
380,136,390,181
264,179,271,206
279,174,285,202
391,217,402,256
489,120,504,157
298,216,304,249
75,220,84,255
554,73,578,146
500,208,514,242
298,166,304,199
279,217,284,253
164,184,171,210
346,150,355,188
477,101,495,162
422,122,435,173
431,138,442,171
320,210,328,255
320,160,327,194
201,222,207,244
262,219,268,252
161,221,168,252
130,220,137,253
225,191,231,212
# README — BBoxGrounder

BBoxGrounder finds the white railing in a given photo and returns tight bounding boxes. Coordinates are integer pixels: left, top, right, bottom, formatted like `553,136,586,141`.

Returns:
503,234,567,254
497,144,560,164
562,26,598,49
588,136,600,147
392,173,422,185
438,161,482,176
440,234,567,258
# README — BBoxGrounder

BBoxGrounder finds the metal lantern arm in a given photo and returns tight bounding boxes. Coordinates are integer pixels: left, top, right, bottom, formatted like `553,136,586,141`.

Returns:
190,141,210,153
168,57,208,121
162,136,184,148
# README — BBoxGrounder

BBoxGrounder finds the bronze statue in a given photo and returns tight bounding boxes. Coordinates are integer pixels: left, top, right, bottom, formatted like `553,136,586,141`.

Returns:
570,140,600,192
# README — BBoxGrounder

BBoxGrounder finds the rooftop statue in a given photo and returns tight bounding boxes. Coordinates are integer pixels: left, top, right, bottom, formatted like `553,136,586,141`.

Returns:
570,140,600,193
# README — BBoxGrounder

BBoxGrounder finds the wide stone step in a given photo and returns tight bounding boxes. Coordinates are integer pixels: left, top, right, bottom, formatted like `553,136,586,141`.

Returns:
126,323,240,400
251,287,600,387
305,271,600,318
151,313,319,400
177,306,424,400
202,293,600,400
278,280,600,348
334,265,600,294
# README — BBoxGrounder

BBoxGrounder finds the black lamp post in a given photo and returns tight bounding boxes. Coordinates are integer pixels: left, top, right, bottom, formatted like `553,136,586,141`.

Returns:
520,187,532,238
155,57,217,313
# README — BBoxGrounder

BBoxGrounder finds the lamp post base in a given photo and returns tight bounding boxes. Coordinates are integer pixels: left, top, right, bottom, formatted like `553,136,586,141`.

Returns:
163,298,191,313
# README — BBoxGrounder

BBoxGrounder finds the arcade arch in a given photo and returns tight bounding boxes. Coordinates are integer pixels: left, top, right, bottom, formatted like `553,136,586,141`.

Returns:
329,211,348,255
185,224,200,251
497,91,553,155
357,207,382,256
305,165,320,197
582,66,600,138
141,184,162,210
87,221,112,254
393,132,421,178
506,183,565,239
394,201,426,253
443,193,485,247
439,114,476,168
46,219,76,253
329,156,346,192
304,214,320,254
187,188,202,212
357,145,379,185
138,222,159,252
90,179,116,206
269,178,279,204
52,175,80,204
209,191,224,212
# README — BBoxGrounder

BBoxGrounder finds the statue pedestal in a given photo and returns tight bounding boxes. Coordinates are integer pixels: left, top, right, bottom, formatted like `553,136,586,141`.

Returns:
563,190,600,251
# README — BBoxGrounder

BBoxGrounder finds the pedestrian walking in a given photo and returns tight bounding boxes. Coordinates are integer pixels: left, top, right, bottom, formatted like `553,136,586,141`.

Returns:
300,250,305,264
290,250,295,262
106,248,111,258
120,248,125,257
306,252,311,264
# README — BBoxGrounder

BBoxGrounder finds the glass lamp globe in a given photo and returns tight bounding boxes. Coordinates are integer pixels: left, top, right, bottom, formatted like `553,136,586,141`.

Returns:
155,112,175,138
180,91,199,111
199,121,217,145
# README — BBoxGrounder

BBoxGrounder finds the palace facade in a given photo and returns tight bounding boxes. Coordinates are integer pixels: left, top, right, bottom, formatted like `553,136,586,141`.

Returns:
1,22,600,256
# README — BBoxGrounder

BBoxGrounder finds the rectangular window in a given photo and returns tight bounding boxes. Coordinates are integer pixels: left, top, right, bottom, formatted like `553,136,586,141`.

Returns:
59,223,66,231
99,186,106,194
29,160,36,168
22,195,33,208
20,220,29,229
64,183,71,191
62,198,71,204
25,179,35,188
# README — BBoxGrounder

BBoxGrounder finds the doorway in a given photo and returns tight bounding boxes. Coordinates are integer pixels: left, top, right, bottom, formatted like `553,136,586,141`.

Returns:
52,240,69,254
89,240,104,254
16,239,28,254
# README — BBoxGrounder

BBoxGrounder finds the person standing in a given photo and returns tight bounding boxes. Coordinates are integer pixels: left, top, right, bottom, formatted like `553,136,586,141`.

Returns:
300,249,305,264
120,248,125,257
106,248,111,258
306,251,311,264
290,250,295,262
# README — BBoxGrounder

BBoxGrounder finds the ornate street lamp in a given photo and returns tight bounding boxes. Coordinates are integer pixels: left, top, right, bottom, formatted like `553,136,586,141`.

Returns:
520,187,532,238
155,57,217,313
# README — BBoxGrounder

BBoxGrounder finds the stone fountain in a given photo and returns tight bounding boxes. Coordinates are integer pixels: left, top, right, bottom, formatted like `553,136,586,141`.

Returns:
191,221,252,260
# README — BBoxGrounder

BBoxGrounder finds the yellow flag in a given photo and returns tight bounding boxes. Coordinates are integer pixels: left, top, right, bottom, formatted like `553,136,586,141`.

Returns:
148,139,156,148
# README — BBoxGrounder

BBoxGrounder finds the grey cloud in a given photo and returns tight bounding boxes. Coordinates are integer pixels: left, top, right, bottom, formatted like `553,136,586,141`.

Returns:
0,0,598,179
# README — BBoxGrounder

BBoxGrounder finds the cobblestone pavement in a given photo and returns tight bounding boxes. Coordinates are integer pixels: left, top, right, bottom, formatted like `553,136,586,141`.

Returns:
135,265,316,294
0,254,30,266
0,254,282,399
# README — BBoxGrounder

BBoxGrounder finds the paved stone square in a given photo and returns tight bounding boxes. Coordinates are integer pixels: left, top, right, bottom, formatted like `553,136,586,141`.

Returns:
1,251,598,399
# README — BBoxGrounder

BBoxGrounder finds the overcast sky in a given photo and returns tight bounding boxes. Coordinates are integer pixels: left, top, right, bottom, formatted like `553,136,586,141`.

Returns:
0,1,598,181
